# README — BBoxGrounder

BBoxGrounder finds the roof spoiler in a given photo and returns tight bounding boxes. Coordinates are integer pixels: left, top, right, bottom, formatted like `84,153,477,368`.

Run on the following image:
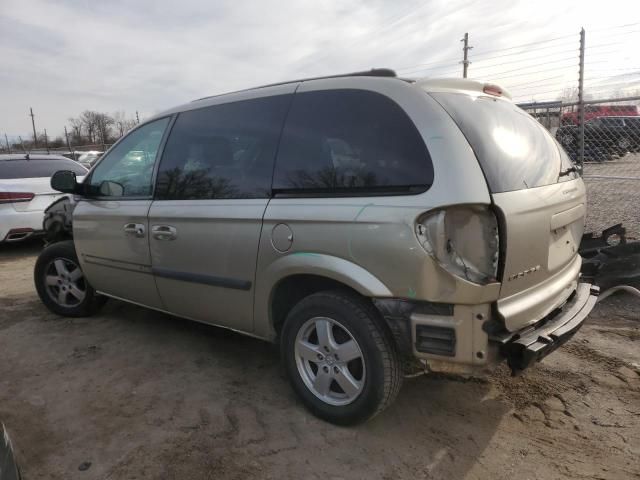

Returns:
416,77,512,100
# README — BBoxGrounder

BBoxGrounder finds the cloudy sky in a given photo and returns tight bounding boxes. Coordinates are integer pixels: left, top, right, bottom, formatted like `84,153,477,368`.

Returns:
1,0,639,140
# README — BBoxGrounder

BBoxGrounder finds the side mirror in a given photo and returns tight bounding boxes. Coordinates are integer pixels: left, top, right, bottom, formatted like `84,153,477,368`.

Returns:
99,180,124,197
51,170,79,194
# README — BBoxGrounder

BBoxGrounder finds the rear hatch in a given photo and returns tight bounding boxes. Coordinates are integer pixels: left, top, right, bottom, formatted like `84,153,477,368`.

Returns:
430,91,584,332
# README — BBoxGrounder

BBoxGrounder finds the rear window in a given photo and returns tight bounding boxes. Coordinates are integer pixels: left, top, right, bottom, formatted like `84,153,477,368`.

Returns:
0,158,87,179
431,93,577,193
273,89,433,195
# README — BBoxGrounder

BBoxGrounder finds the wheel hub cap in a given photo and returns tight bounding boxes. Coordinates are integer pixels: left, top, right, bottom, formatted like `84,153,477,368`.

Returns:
44,258,86,307
294,317,365,406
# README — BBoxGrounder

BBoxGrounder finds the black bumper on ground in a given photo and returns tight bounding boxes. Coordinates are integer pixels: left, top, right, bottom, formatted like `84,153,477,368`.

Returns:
495,283,599,374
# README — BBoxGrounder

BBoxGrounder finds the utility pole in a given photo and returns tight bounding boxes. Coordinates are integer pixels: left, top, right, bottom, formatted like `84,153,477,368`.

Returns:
4,134,11,154
136,111,140,124
64,126,73,155
19,136,28,156
577,28,586,169
29,107,38,147
461,32,473,78
44,128,50,153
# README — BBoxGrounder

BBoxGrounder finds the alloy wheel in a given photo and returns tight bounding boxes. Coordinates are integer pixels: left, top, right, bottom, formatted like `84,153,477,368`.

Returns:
44,258,86,307
294,316,365,406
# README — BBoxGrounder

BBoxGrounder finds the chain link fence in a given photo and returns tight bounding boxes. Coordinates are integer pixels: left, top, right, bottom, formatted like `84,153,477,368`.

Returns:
519,96,640,241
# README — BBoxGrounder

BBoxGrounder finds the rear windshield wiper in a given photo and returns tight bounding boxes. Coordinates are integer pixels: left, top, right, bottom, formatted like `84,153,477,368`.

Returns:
559,166,578,177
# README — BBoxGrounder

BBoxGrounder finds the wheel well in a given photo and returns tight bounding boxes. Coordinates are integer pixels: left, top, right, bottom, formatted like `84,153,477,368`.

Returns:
270,274,362,336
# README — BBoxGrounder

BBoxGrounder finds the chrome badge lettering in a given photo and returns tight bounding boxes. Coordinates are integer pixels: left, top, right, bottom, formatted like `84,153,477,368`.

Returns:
508,265,541,281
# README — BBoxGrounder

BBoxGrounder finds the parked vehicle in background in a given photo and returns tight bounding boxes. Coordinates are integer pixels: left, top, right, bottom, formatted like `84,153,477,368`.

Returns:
556,116,640,161
35,71,597,425
0,154,87,242
77,151,103,168
561,104,638,125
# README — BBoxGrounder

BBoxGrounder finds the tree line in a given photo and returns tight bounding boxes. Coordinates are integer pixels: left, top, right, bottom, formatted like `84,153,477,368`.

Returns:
2,110,139,152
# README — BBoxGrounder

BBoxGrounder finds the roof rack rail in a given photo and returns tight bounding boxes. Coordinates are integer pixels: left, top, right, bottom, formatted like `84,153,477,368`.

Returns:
193,68,397,102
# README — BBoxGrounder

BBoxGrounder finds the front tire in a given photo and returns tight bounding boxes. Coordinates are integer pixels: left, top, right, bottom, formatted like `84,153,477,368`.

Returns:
281,290,402,425
34,240,106,317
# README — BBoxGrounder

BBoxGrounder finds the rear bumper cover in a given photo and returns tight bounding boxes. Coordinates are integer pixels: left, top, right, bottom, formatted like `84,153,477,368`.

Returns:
493,282,599,373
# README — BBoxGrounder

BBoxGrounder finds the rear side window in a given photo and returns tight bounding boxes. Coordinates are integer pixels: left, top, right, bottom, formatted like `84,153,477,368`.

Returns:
272,89,432,195
0,159,87,179
431,93,576,193
155,95,292,200
601,118,625,127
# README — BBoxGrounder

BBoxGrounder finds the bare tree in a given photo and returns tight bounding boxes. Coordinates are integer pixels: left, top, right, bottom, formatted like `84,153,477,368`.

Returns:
95,112,115,144
112,111,137,138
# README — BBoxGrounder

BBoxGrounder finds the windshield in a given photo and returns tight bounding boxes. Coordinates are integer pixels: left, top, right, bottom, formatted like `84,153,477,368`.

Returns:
430,92,577,193
0,158,87,179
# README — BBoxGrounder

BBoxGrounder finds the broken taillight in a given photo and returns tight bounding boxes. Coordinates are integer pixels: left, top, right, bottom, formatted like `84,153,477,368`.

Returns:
415,205,500,285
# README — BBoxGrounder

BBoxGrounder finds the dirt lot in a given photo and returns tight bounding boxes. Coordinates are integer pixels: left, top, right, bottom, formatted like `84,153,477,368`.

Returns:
1,241,639,480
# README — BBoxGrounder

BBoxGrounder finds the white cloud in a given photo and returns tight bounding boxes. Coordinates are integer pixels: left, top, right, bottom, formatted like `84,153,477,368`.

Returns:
0,0,639,137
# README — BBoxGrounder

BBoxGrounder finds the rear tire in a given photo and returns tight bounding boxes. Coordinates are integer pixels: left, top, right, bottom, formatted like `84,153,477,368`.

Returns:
34,240,106,317
281,290,402,425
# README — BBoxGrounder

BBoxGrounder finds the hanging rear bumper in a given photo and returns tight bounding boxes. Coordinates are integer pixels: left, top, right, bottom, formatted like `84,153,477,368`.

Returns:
493,282,599,374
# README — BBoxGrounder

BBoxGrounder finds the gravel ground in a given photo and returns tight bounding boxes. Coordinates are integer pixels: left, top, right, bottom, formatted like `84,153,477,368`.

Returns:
583,153,640,240
0,241,639,479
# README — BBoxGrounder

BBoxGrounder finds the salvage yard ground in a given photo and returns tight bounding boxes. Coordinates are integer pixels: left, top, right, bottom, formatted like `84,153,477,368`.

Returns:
1,240,639,479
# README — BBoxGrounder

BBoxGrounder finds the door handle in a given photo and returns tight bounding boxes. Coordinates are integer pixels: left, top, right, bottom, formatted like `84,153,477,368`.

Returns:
123,223,145,238
151,225,178,241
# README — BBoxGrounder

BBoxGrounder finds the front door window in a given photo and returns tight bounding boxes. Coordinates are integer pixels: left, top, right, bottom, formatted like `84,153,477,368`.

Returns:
88,117,170,197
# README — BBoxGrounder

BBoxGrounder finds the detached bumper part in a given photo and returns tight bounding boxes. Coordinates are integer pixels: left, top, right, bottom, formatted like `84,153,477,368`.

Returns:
497,283,599,374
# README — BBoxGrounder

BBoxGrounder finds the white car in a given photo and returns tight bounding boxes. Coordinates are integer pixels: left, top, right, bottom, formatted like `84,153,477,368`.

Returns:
0,154,87,242
77,151,103,168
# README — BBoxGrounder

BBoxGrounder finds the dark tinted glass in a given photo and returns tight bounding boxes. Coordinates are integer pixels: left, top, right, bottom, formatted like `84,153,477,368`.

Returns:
601,118,625,127
273,89,432,194
431,92,577,193
155,95,292,200
0,158,87,179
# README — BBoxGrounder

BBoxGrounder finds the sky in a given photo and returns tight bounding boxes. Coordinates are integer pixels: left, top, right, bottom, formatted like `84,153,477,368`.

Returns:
1,0,639,140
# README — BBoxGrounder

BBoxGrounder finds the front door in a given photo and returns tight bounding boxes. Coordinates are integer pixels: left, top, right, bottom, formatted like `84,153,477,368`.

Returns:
73,117,171,308
148,90,293,332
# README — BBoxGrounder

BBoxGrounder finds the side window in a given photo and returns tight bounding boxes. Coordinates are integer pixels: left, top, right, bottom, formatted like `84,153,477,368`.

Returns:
273,89,432,194
89,118,170,197
155,95,292,200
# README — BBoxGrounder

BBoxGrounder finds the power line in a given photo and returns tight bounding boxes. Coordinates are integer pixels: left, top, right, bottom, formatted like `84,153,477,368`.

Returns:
471,33,576,57
506,75,571,89
469,40,577,62
590,22,640,32
398,47,579,76
508,81,577,94
296,1,432,70
471,56,577,78
469,48,578,71
490,63,579,81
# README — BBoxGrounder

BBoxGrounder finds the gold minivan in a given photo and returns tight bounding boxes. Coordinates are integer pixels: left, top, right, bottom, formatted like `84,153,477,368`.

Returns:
35,70,598,424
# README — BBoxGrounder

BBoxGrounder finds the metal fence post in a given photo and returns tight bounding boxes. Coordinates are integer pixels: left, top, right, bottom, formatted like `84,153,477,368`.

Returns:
578,28,586,169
